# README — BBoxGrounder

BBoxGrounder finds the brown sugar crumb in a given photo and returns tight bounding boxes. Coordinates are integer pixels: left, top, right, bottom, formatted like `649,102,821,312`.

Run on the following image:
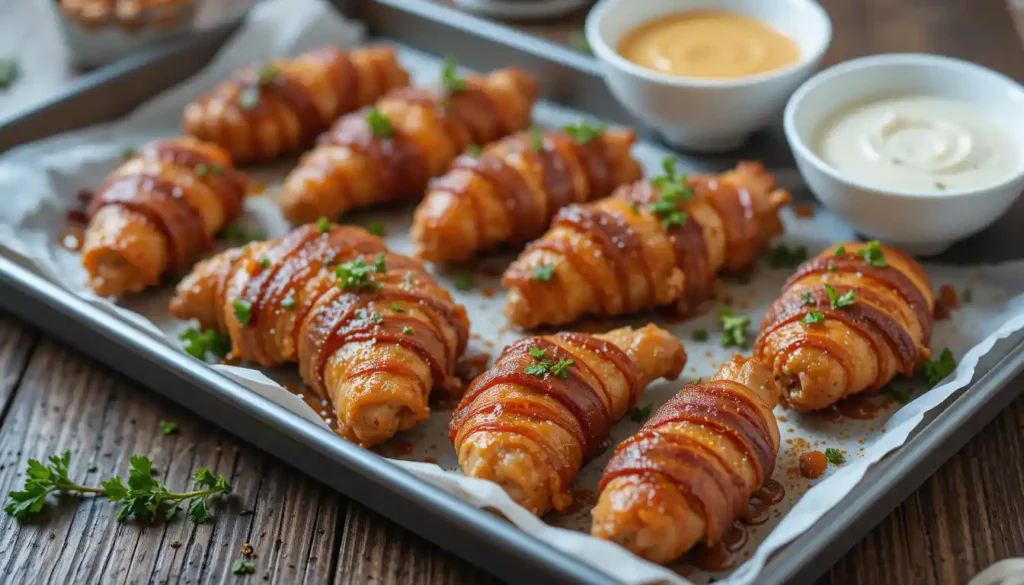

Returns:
241,543,254,557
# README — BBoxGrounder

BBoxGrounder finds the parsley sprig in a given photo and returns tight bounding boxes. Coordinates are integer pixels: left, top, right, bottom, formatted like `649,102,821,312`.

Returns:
335,255,385,292
823,283,855,309
179,328,231,361
920,348,956,386
769,244,809,268
629,404,653,423
440,55,467,94
824,448,845,466
240,63,279,110
4,452,231,523
718,306,751,348
562,120,606,145
523,346,573,379
532,264,555,282
366,107,393,138
648,157,693,228
861,241,887,267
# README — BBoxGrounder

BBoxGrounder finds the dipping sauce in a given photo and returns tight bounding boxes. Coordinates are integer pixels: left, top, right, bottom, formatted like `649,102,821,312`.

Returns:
617,11,800,79
815,96,1020,194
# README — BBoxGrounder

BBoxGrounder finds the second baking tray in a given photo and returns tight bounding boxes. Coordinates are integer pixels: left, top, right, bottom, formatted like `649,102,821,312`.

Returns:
3,1,1024,584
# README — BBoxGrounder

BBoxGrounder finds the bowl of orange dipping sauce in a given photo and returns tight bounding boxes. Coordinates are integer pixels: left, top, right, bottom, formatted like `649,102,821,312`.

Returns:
586,0,831,152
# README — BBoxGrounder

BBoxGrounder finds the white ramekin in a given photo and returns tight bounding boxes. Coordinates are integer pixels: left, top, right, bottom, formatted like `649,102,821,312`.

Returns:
585,0,832,152
784,53,1024,255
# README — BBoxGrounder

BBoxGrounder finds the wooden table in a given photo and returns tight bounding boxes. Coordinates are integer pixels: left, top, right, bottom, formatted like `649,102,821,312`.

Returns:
1,1,1023,584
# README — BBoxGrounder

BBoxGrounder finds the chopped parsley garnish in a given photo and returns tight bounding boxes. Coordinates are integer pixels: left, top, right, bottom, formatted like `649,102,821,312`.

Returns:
391,303,404,313
824,448,845,465
827,264,837,273
530,128,544,151
122,147,137,159
801,291,814,305
532,264,555,282
233,299,252,326
803,311,825,325
371,312,383,323
219,224,265,244
769,244,809,268
365,222,385,237
833,245,847,257
450,273,472,291
467,144,483,157
562,120,606,145
529,347,546,359
366,107,393,138
159,420,178,435
861,241,887,267
440,55,467,94
629,404,653,423
258,257,271,268
257,62,278,85
567,30,592,55
195,163,209,177
402,326,414,334
550,358,574,378
648,156,693,228
373,253,387,273
0,58,19,89
232,559,256,575
823,283,855,308
718,306,751,348
335,258,380,292
689,377,702,386
240,64,277,110
179,328,232,361
692,329,708,342
315,217,331,234
281,291,297,310
523,346,572,379
920,348,956,386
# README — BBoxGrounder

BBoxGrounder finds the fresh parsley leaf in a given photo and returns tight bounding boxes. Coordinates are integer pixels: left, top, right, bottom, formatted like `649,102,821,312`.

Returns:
122,147,137,160
402,326,414,334
371,312,383,323
823,283,855,309
647,156,693,228
861,241,888,267
158,420,178,436
365,222,385,237
833,245,846,257
195,163,209,178
529,347,546,359
233,299,252,326
335,258,380,292
769,244,809,268
390,302,404,313
257,62,278,85
187,498,211,523
549,358,574,378
920,348,956,386
366,107,393,138
530,128,543,151
178,328,232,361
315,217,331,234
562,120,606,145
233,558,256,575
281,291,297,310
801,291,814,305
824,448,845,465
524,362,549,377
689,377,703,386
532,264,555,282
440,55,467,94
0,58,19,89
629,404,653,423
803,311,825,325
717,306,751,349
692,329,708,342
258,257,271,268
467,144,483,157
373,253,387,273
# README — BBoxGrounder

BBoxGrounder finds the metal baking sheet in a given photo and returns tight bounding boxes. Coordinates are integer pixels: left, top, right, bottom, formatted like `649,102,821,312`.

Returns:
2,2,1023,584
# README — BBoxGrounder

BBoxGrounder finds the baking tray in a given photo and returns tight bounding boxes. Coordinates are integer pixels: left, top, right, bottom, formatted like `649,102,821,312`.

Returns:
2,1,1024,584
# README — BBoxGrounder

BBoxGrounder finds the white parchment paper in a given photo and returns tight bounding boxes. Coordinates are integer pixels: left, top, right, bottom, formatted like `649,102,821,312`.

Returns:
2,1,1024,583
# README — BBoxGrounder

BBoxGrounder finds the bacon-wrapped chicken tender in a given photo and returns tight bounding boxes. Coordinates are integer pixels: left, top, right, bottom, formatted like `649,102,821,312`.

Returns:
449,324,686,516
411,125,643,262
754,241,934,411
591,356,781,564
280,67,538,224
169,223,470,447
502,161,791,328
182,46,409,163
82,137,247,296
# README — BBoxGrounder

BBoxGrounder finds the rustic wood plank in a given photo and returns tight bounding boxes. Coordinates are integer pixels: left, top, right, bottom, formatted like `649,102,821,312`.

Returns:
0,334,345,584
0,313,39,416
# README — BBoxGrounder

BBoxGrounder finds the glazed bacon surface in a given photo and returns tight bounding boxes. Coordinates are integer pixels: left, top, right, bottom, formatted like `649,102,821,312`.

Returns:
170,223,469,447
182,46,409,163
591,356,781,564
411,126,643,262
82,136,247,297
449,324,686,516
754,241,935,411
502,161,792,328
280,68,538,224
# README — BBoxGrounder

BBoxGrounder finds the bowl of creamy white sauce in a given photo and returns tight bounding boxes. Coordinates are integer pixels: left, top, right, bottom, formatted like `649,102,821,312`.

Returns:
784,53,1024,255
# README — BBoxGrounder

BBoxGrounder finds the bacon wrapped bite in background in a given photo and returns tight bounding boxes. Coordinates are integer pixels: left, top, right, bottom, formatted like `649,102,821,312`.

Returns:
591,356,781,564
754,241,935,411
449,324,686,516
169,222,470,447
502,159,791,328
280,63,538,224
411,123,643,263
182,46,409,164
82,136,247,297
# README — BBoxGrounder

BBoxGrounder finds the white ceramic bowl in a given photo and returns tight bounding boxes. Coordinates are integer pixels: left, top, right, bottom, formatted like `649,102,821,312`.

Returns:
585,0,832,152
784,54,1024,255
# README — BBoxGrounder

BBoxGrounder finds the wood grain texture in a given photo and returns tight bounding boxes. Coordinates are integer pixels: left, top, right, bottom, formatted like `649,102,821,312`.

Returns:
0,0,1022,584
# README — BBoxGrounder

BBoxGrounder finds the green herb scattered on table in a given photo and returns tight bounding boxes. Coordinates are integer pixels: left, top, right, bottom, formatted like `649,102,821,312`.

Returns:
718,306,751,348
768,244,809,268
159,420,178,436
